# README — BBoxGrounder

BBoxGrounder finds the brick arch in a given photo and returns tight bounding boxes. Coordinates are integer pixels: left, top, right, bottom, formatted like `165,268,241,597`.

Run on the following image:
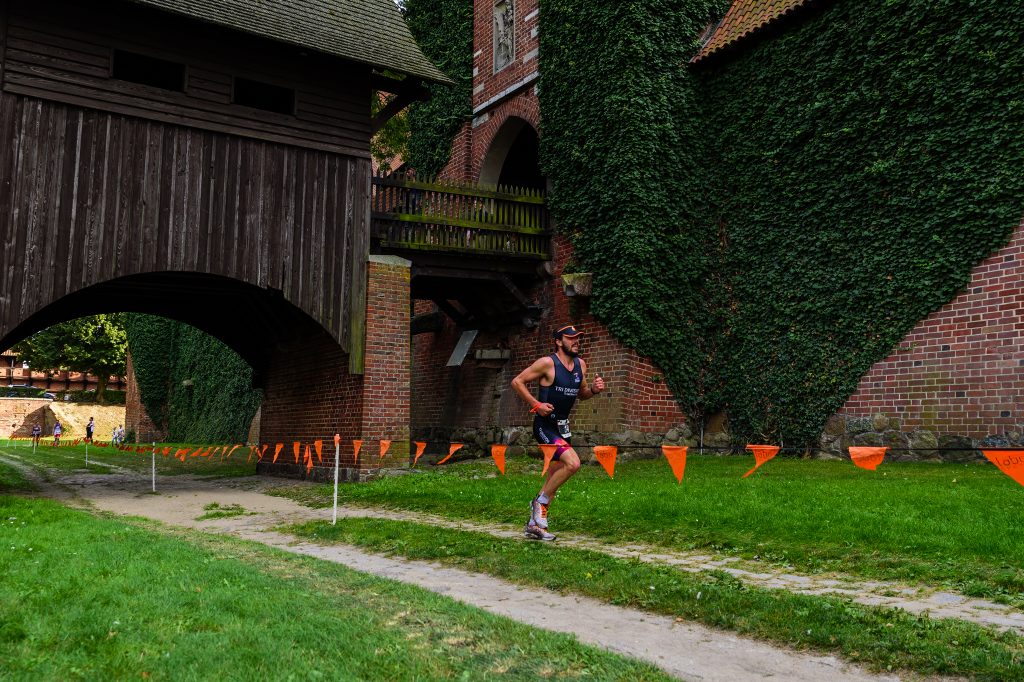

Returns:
477,99,543,189
471,91,541,183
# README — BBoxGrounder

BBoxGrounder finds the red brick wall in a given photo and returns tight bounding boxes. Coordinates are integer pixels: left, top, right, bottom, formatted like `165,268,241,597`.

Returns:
259,256,412,479
124,352,162,440
840,217,1024,439
360,257,412,456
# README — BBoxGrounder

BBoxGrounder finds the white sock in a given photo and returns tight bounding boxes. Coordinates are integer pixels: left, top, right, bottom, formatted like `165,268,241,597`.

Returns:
537,493,550,505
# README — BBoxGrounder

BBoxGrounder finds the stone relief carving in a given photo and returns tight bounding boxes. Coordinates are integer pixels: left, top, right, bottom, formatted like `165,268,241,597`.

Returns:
493,0,515,72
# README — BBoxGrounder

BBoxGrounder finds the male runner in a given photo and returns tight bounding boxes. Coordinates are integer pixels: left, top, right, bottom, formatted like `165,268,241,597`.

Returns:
511,324,605,541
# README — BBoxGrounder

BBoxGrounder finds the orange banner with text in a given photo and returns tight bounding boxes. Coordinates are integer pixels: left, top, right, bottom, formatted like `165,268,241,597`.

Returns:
743,445,780,478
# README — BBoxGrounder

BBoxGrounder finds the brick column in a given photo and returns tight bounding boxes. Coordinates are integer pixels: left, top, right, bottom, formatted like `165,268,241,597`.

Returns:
359,256,412,467
258,255,411,481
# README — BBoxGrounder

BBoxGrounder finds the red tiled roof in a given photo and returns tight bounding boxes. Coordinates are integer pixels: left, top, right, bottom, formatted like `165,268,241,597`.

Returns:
691,0,816,63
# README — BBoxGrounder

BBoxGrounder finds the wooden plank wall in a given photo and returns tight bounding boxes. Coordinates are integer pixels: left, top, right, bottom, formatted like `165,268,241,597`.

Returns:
0,0,371,157
0,92,370,355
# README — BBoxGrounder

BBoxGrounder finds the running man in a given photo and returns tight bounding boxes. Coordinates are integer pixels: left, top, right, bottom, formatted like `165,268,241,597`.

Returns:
53,420,62,446
31,423,41,446
85,417,95,443
511,324,605,541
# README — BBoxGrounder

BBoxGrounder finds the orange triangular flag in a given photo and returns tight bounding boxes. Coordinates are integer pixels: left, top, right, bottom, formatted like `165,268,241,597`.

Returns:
379,440,391,459
982,450,1024,488
743,445,780,478
491,444,507,475
304,444,313,473
292,442,300,464
202,447,215,458
353,440,363,462
661,445,688,483
413,441,426,465
314,440,323,464
539,444,557,476
162,446,171,456
188,447,202,458
593,445,617,479
258,444,268,461
437,443,462,465
225,444,241,459
173,448,186,459
273,443,283,463
849,446,887,471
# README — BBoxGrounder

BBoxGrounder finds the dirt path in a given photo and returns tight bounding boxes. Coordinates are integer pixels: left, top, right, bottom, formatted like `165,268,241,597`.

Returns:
6,463,910,682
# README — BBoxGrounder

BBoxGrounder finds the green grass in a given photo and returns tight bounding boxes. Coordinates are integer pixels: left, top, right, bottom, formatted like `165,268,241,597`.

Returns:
0,493,672,681
286,516,1024,680
270,455,1024,601
0,460,36,494
195,503,249,520
0,443,256,479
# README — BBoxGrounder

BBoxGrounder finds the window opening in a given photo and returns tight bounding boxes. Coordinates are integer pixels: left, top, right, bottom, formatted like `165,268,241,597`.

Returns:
233,77,295,115
112,49,186,91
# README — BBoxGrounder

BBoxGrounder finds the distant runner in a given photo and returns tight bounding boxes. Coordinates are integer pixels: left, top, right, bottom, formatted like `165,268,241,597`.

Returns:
85,417,95,443
511,325,605,541
31,423,41,446
53,420,62,446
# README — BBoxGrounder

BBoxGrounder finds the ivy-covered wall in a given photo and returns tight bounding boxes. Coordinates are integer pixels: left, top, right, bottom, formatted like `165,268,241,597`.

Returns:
403,0,473,176
538,0,729,424
540,0,1024,446
123,315,261,443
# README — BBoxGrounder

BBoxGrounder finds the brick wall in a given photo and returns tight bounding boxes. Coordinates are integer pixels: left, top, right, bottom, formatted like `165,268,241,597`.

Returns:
124,352,163,440
0,398,50,437
840,217,1024,440
258,255,412,479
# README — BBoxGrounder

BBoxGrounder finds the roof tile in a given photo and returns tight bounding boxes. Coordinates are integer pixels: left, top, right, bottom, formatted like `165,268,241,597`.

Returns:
692,0,815,63
128,0,451,83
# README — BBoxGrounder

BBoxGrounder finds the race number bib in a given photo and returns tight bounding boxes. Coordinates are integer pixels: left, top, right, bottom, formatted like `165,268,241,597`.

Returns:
556,419,572,439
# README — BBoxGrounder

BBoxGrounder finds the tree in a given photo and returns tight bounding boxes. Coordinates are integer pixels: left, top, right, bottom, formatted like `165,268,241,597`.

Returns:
12,315,127,402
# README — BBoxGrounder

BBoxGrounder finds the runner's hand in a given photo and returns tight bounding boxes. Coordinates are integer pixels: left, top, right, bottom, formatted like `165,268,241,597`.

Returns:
532,402,555,417
593,375,605,394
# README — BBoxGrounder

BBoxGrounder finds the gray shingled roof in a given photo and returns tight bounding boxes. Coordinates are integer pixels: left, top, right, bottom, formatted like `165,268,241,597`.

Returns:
127,0,451,84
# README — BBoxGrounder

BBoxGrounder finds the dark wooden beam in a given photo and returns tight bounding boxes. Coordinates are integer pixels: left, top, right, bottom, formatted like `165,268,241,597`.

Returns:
371,77,428,135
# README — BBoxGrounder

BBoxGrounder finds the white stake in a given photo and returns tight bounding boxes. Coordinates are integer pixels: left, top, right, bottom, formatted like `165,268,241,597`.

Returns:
85,440,89,468
332,433,340,525
152,442,156,493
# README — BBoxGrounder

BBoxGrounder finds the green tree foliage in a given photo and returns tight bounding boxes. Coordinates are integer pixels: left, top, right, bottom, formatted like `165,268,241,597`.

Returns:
371,91,410,173
123,315,261,443
12,315,127,402
540,0,1024,446
402,0,473,176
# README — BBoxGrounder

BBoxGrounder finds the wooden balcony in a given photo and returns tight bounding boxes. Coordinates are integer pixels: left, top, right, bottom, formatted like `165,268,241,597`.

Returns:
371,172,551,262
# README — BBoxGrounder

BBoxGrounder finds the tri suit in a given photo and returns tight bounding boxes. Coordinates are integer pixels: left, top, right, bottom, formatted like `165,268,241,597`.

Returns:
533,354,582,460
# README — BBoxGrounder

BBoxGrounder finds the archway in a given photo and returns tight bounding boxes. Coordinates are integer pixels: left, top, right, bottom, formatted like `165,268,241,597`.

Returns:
478,117,546,191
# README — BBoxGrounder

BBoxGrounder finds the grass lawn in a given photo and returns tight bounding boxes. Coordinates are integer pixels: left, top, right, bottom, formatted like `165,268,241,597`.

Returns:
0,461,671,681
271,455,1024,602
286,517,1024,681
0,442,256,478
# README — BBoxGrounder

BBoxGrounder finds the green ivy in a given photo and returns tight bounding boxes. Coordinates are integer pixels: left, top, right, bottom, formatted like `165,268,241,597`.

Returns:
123,315,261,443
539,0,729,424
541,0,1024,446
403,0,473,176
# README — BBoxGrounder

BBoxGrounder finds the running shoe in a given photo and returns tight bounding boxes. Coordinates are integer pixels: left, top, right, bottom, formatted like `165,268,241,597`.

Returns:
530,497,550,529
524,522,556,541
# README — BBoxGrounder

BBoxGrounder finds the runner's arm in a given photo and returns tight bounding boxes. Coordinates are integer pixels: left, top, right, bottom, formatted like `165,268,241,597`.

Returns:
511,357,555,416
578,359,605,400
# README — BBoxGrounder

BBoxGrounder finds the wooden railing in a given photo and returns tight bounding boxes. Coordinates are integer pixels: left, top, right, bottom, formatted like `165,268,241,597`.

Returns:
371,172,550,259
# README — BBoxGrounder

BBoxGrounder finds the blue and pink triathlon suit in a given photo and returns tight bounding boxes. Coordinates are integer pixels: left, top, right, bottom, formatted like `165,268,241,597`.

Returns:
533,354,582,460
